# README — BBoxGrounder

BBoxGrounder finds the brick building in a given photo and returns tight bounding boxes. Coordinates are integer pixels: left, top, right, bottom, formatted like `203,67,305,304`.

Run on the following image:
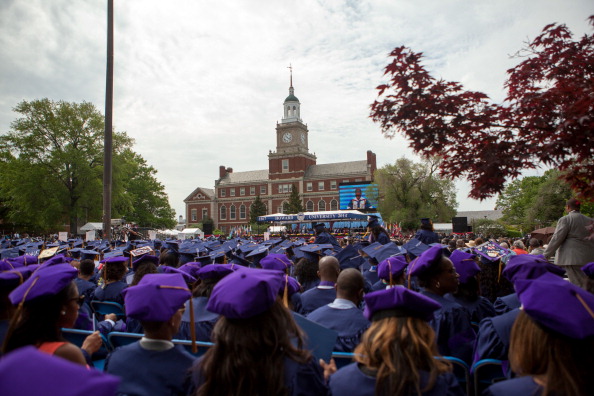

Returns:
184,78,377,233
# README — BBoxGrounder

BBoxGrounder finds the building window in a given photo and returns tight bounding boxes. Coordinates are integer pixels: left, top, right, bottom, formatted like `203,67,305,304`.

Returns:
240,204,246,219
278,206,283,213
318,200,326,211
330,199,338,211
318,181,325,191
306,201,314,212
282,202,289,214
282,159,289,172
330,180,337,190
343,180,349,183
278,185,282,193
306,182,313,191
202,209,208,219
283,184,289,193
230,205,236,220
191,209,197,222
250,186,255,195
221,189,226,197
220,206,227,220
263,204,268,214
230,188,236,197
240,187,245,196
260,185,267,195
355,178,362,182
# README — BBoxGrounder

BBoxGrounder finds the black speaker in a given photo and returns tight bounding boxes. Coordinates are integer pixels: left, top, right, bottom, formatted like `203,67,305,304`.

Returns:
203,223,213,235
452,217,468,233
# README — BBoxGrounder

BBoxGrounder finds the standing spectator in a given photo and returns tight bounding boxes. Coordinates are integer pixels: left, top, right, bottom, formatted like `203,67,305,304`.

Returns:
414,218,439,245
543,198,594,287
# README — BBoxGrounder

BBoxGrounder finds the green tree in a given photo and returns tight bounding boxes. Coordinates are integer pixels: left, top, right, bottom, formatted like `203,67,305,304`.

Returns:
472,219,507,238
496,169,571,231
249,195,267,224
374,157,457,231
286,184,304,214
0,99,175,233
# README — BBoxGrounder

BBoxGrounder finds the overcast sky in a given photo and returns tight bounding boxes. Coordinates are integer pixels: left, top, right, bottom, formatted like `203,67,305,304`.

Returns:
1,0,592,220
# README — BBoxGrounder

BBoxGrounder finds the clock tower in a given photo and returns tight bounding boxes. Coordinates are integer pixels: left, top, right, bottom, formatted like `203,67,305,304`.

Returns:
269,68,316,180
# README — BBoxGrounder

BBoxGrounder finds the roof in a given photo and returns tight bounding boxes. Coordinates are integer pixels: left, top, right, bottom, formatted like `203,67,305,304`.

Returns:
184,187,215,202
80,222,103,231
284,94,299,102
305,160,368,178
218,169,269,185
455,210,504,222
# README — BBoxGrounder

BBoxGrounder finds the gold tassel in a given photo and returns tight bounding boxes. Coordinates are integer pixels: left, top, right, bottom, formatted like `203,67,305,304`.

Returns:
283,274,289,308
189,296,197,354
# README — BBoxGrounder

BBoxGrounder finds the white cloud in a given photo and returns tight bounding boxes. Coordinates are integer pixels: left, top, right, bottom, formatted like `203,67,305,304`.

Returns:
1,0,591,219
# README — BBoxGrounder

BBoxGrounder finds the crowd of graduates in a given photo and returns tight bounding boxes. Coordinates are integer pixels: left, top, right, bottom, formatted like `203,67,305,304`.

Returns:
1,215,594,396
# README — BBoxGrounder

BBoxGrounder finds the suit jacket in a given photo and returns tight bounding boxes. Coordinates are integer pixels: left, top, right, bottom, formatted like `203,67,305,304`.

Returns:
543,211,594,266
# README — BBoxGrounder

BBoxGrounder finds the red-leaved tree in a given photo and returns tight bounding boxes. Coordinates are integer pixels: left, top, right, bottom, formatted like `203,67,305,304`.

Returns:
370,16,594,201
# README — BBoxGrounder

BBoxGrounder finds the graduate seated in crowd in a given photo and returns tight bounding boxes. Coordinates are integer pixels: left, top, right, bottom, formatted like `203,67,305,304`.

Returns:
327,286,465,396
307,268,369,352
300,256,340,315
176,263,236,342
485,273,594,396
445,250,495,323
371,255,408,291
408,245,476,365
3,263,102,366
75,259,98,305
473,254,567,374
93,257,129,306
366,216,391,245
582,261,594,294
187,267,329,395
104,273,196,396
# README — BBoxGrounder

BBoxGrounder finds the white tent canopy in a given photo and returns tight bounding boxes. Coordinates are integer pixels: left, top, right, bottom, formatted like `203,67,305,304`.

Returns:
80,222,103,231
179,228,204,239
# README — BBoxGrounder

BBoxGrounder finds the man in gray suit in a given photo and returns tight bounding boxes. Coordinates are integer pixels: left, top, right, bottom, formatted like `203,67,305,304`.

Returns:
544,198,594,287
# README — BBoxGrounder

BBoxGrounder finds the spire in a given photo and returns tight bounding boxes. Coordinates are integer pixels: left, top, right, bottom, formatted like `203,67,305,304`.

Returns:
288,63,293,88
282,65,301,123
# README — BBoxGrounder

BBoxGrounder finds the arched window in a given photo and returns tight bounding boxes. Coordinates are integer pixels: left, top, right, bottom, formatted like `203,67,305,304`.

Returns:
230,205,236,220
318,200,326,211
240,204,246,219
306,201,314,212
330,199,338,211
220,205,227,220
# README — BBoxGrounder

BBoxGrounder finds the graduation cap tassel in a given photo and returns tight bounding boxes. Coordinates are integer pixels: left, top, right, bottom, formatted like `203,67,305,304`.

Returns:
575,293,594,320
389,261,393,287
283,274,289,308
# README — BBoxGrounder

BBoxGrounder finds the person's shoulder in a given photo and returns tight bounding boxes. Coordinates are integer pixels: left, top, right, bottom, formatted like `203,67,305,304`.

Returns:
484,376,541,396
54,342,87,365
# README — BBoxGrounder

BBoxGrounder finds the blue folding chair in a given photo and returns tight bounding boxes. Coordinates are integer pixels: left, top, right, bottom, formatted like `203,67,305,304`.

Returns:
107,331,144,350
172,339,214,358
61,328,110,370
91,300,126,319
473,358,505,396
440,356,471,396
331,352,356,369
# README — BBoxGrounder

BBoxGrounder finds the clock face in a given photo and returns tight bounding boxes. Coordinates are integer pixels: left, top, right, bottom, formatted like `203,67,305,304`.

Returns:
301,133,306,144
282,132,292,143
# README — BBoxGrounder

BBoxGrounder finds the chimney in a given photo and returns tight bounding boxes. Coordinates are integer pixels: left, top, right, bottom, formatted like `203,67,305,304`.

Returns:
226,167,233,174
367,150,377,176
219,165,226,179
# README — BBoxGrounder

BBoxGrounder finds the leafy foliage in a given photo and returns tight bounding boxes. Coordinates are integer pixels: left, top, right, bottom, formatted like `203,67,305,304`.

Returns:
374,157,457,231
0,99,175,232
371,17,594,201
472,219,507,238
496,169,571,231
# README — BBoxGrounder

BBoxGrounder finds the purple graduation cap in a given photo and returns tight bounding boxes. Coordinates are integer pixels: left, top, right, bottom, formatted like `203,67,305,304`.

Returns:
408,245,444,278
515,272,594,339
279,275,301,297
0,346,120,396
7,255,38,266
501,254,565,283
177,262,203,279
0,266,38,288
473,241,510,262
449,250,480,284
207,267,284,319
260,253,293,272
378,255,408,284
196,264,237,280
9,264,77,305
102,256,129,265
37,254,73,269
581,262,594,278
363,286,442,322
132,254,159,271
123,273,191,322
161,266,197,283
